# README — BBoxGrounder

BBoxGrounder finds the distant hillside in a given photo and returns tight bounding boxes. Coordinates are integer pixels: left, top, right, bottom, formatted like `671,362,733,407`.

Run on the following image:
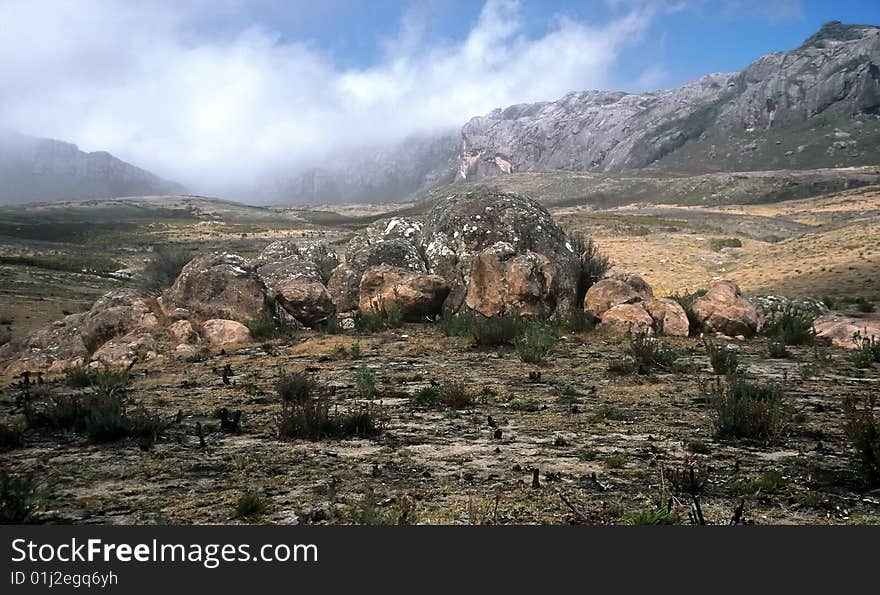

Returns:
458,21,880,181
0,132,186,205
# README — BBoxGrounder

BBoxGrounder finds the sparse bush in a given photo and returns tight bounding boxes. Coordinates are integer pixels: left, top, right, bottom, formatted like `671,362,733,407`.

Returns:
245,309,298,341
350,490,417,525
0,423,23,451
550,309,597,334
515,321,556,364
277,371,317,404
571,233,611,305
472,314,525,346
625,332,677,374
0,472,43,524
140,246,193,295
732,471,788,496
761,304,815,346
703,337,739,376
855,297,876,313
669,290,707,337
851,332,880,368
356,301,403,332
710,376,787,441
355,366,377,399
842,395,880,485
687,439,712,454
277,398,382,440
233,491,269,520
412,382,474,409
766,339,790,359
350,342,361,359
709,237,742,251
63,366,129,391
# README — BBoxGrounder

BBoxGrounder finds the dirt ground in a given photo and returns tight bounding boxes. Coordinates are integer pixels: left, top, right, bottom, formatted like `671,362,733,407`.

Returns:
1,325,878,525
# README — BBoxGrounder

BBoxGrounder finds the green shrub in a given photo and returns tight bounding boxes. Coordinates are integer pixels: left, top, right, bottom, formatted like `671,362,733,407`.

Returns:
571,233,611,305
515,321,556,364
411,382,474,409
761,304,815,346
355,366,377,399
766,339,790,359
550,309,597,334
710,376,787,441
626,332,677,374
472,314,525,346
233,491,269,520
277,371,317,404
356,301,403,332
709,237,743,251
842,395,880,485
278,398,383,440
851,332,880,368
140,246,193,295
245,309,298,340
703,337,739,376
0,472,43,524
63,365,128,389
669,290,707,337
626,507,678,525
350,491,417,525
0,423,23,451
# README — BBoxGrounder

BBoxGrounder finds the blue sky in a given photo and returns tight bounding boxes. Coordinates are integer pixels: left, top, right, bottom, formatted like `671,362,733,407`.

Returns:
206,0,880,88
1,0,878,190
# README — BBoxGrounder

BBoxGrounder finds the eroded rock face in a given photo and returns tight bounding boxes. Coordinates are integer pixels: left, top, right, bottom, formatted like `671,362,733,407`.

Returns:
584,279,642,319
168,320,197,344
80,290,158,353
0,312,89,375
465,247,558,317
91,331,155,368
601,303,655,336
162,253,269,322
358,265,450,320
328,218,427,315
644,298,690,337
814,313,880,349
201,319,251,348
692,280,759,337
419,191,579,314
257,256,333,326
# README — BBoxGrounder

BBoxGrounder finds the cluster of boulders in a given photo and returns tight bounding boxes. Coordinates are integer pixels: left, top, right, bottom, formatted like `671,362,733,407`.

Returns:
6,188,875,377
585,275,762,339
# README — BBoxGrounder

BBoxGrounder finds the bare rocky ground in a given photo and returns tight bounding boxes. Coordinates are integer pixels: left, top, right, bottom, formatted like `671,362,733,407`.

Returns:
1,325,878,525
1,186,879,525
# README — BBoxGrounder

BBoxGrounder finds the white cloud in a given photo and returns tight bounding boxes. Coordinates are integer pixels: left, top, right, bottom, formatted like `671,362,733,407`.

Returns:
0,0,658,194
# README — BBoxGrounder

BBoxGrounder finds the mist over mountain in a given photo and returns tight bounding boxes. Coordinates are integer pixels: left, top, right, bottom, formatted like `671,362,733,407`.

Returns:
0,131,186,205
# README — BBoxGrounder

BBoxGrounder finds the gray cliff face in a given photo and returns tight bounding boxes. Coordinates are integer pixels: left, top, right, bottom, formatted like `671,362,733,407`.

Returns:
0,132,186,204
458,22,880,181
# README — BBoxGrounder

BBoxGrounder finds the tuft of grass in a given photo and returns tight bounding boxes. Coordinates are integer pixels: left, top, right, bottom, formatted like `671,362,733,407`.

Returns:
687,439,712,454
703,337,740,376
277,398,383,441
570,233,611,305
233,491,269,520
626,507,678,525
350,490,417,525
440,310,526,346
625,332,677,374
356,302,403,332
850,332,880,369
0,472,44,524
245,309,298,340
766,339,790,359
710,376,787,441
515,321,556,364
733,471,788,496
64,366,129,390
411,383,474,409
842,395,880,485
550,309,597,334
604,454,626,469
355,366,377,399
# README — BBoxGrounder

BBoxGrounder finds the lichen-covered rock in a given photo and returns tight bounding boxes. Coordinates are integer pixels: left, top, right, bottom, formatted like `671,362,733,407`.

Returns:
0,312,89,375
583,279,643,319
419,191,579,313
328,219,427,315
201,319,251,348
692,280,759,337
168,320,197,344
255,239,301,264
301,243,340,283
80,290,157,353
465,247,558,317
600,303,655,336
359,265,450,321
162,253,269,322
91,331,155,368
257,256,334,326
644,298,690,337
613,273,654,299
